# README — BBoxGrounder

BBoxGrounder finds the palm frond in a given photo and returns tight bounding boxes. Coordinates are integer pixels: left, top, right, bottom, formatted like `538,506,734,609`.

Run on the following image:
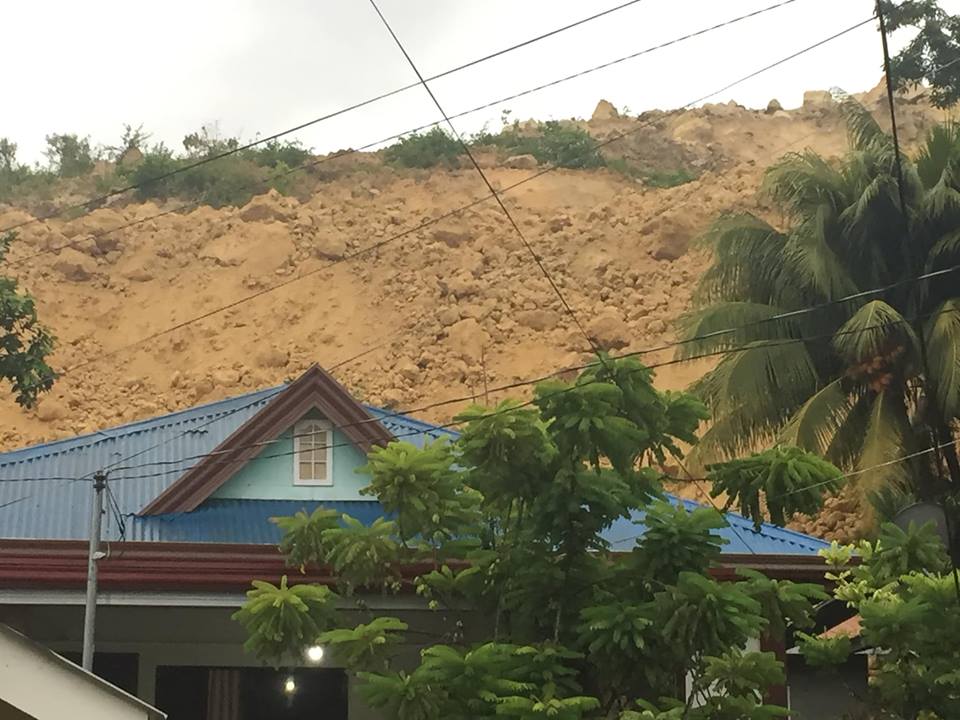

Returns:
779,379,860,457
920,167,960,219
823,391,872,469
832,300,919,368
694,341,819,459
838,174,898,236
763,151,847,218
916,121,960,189
856,389,913,497
926,228,960,267
675,302,793,360
785,209,859,301
840,98,892,154
925,298,960,422
694,214,792,306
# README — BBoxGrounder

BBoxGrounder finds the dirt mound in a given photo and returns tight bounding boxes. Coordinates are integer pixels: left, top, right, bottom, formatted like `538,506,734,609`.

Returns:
0,80,946,540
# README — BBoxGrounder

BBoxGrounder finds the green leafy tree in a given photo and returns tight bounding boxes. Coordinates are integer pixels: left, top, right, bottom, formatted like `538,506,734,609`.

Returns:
384,128,463,169
681,102,960,511
44,133,95,177
0,138,17,174
883,0,960,108
800,522,960,718
235,356,830,718
0,233,56,406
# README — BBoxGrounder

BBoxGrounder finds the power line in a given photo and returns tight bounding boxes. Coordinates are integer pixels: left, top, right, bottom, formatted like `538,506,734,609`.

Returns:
8,0,803,270
0,0,654,235
11,17,875,397
366,0,602,360
4,257,954,486
5,272,953,484
609,437,960,548
6,302,942,486
0,344,382,520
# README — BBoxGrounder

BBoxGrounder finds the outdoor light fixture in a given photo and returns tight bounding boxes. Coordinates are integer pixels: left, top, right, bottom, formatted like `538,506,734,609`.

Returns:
284,676,297,694
305,645,325,663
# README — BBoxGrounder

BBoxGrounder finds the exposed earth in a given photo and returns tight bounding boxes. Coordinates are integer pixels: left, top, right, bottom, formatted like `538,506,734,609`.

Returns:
0,80,946,540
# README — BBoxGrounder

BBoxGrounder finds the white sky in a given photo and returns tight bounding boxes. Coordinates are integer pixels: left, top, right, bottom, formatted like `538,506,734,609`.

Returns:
4,0,959,165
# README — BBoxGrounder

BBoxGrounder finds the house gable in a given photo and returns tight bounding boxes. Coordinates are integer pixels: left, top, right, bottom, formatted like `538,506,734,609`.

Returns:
140,365,393,515
211,412,371,502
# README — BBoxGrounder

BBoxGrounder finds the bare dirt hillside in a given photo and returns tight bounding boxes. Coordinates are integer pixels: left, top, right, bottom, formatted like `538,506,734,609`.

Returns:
0,81,945,537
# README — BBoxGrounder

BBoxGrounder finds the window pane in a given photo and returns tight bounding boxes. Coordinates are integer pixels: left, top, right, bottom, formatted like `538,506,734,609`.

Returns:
299,461,314,479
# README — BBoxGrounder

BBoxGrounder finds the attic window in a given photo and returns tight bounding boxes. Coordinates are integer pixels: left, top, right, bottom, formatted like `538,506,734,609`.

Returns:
294,420,333,486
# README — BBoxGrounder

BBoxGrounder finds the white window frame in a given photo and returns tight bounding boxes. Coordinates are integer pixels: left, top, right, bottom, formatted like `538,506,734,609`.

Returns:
293,419,333,486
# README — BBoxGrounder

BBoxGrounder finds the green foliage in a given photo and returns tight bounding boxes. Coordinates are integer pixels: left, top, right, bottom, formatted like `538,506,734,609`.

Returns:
735,568,826,640
654,572,765,660
384,128,463,169
123,143,181,200
231,576,338,663
870,521,949,582
0,138,16,174
318,616,408,670
360,440,480,547
883,0,960,108
606,158,699,188
707,446,844,528
816,520,960,718
321,515,400,592
481,121,604,170
246,138,312,169
239,357,823,718
795,631,853,667
272,506,340,569
685,104,960,509
44,133,95,177
628,501,727,583
0,233,56,406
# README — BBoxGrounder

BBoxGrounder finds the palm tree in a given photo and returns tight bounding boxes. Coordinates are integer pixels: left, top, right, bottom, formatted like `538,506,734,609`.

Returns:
680,101,960,511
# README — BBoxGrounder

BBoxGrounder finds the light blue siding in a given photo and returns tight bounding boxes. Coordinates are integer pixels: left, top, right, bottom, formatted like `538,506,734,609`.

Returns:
212,427,371,501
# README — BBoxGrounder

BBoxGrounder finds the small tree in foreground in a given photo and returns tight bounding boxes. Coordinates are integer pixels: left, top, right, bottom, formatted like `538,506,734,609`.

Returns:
800,521,960,719
235,356,841,719
0,232,56,407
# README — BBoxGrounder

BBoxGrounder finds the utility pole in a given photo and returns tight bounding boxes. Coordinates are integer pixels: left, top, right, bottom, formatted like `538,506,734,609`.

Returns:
81,471,107,671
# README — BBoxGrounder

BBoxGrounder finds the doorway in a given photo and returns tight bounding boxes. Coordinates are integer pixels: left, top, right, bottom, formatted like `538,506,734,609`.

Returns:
154,665,348,720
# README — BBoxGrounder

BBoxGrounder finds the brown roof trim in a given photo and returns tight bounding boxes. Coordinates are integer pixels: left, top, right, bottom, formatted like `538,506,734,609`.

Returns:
0,539,420,593
140,365,394,516
0,540,831,593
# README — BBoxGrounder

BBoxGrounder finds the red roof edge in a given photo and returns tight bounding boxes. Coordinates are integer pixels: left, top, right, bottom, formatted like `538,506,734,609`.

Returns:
140,365,394,516
0,540,830,594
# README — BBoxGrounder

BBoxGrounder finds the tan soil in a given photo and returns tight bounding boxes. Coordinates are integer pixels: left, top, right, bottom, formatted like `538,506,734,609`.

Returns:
0,80,946,539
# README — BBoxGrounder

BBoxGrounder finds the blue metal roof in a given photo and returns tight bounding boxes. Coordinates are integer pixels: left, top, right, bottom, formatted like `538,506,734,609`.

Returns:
0,385,451,543
606,497,828,555
0,385,827,555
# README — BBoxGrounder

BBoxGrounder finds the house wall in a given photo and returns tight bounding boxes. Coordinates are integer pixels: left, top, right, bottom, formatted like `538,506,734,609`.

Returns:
212,427,370,502
0,622,155,720
1,601,482,720
786,654,869,718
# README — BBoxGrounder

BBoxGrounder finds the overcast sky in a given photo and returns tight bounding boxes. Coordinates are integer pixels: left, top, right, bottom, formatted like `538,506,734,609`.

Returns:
4,0,959,165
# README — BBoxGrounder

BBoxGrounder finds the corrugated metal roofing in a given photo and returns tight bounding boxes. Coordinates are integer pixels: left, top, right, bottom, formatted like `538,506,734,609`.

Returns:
131,499,385,544
605,497,828,555
0,384,449,543
0,384,827,555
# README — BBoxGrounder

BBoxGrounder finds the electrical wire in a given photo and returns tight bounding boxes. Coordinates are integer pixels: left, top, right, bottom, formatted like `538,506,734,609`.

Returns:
608,437,960,548
2,293,955,487
3,302,955,484
0,0,656,234
11,16,876,398
0,344,383,519
7,0,803,270
86,303,960,482
366,0,602,360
